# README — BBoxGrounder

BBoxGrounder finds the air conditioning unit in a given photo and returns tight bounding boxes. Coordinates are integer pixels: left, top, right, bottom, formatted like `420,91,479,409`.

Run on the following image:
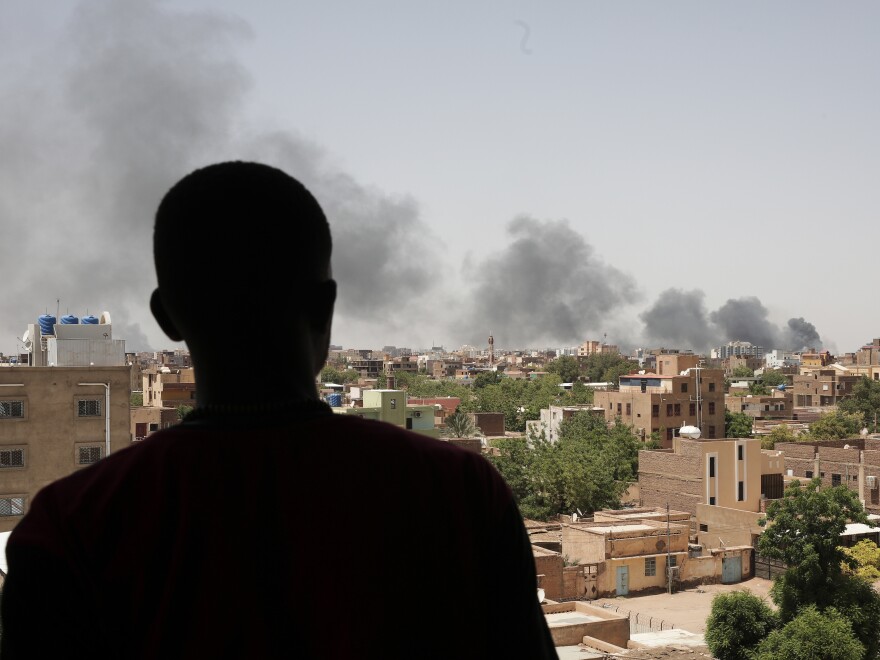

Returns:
413,411,421,418
867,475,878,490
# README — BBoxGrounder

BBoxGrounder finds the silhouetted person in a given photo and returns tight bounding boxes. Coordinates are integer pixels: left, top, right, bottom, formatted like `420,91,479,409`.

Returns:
1,161,558,659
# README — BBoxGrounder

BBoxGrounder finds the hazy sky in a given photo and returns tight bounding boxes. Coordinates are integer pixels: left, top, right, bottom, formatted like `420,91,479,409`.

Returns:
2,1,878,356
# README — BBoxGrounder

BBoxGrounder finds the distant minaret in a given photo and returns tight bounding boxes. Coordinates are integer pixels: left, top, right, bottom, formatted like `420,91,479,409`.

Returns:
488,334,494,364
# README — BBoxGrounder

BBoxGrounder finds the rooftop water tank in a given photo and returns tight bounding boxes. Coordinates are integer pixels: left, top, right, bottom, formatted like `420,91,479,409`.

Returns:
38,314,56,335
60,314,79,324
81,315,99,324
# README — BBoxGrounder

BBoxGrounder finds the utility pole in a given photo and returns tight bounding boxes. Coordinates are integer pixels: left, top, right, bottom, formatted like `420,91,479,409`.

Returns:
666,499,672,594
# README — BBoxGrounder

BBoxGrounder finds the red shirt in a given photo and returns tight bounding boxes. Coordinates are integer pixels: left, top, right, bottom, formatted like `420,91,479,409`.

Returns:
1,410,557,659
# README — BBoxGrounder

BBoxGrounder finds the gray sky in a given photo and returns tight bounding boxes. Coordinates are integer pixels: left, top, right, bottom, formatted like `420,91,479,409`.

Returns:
2,0,877,356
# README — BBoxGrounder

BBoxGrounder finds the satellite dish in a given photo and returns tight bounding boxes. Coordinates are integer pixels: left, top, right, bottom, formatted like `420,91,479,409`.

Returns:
99,310,112,324
20,329,33,352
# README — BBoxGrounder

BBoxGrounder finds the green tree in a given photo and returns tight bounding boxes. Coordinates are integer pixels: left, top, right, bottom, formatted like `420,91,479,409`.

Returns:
442,410,481,438
320,366,344,384
760,369,788,388
748,381,770,395
177,404,193,420
838,376,880,433
130,392,143,407
804,410,863,441
474,370,503,389
754,606,865,660
581,354,635,384
841,539,880,581
601,359,639,387
725,410,753,438
761,423,797,450
488,411,636,520
705,590,779,660
731,365,755,378
545,355,580,384
758,478,880,658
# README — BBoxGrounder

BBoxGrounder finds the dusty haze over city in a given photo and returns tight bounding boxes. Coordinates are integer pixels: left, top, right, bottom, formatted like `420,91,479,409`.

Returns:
2,1,877,357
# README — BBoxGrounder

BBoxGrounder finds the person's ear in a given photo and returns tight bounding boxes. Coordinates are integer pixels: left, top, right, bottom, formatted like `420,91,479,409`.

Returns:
150,289,184,342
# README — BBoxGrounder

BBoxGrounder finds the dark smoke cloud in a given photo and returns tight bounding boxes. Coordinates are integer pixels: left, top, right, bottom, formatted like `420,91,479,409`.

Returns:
640,290,823,354
458,215,641,348
0,0,439,354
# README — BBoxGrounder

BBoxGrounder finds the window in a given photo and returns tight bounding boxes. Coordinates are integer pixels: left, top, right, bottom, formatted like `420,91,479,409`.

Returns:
806,470,813,478
709,496,716,505
78,399,102,417
681,383,688,393
708,425,716,437
666,428,673,441
645,557,656,576
708,456,716,478
832,473,841,487
674,404,681,416
0,497,24,516
667,555,677,568
708,382,716,392
78,446,103,465
0,401,24,418
738,445,744,460
738,481,744,501
666,403,673,416
689,403,696,416
616,403,622,414
0,449,24,468
708,402,716,415
625,403,631,415
652,405,659,418
699,523,708,532
390,398,396,409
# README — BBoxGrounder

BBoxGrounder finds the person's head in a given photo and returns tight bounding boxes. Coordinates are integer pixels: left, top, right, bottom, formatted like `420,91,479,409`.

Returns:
150,161,336,376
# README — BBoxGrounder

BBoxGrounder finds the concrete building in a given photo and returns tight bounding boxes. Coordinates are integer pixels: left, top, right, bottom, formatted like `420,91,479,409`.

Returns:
0,311,131,532
639,436,785,551
526,405,605,443
561,518,689,597
143,365,196,409
791,364,860,407
592,368,726,447
332,389,439,438
725,390,792,422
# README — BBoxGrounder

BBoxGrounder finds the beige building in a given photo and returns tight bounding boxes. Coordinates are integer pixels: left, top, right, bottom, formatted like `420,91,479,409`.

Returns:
792,364,860,407
639,437,785,551
143,366,196,409
561,518,689,597
593,368,726,446
0,365,131,532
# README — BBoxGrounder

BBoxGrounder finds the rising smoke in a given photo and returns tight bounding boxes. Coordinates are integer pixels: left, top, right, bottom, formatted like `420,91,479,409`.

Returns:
0,0,441,354
1,0,826,357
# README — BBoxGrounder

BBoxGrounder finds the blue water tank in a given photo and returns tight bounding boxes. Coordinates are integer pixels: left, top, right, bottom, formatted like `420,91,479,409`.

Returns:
38,314,56,335
81,315,99,324
327,393,343,407
60,314,79,324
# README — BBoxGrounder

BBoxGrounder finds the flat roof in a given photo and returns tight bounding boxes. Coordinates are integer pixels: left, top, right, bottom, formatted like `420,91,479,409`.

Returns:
545,611,603,626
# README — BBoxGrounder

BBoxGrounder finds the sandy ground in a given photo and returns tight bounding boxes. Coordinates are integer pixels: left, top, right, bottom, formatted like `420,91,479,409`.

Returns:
592,576,775,634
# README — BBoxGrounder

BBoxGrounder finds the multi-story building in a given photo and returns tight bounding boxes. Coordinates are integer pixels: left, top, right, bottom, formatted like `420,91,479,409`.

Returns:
332,389,439,438
592,368,726,446
764,350,800,370
0,312,131,532
577,340,619,357
712,341,764,361
526,405,604,443
725,389,792,421
638,436,785,551
791,365,860,407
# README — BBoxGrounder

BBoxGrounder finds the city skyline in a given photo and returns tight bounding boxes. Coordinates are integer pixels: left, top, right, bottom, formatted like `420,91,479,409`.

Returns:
2,1,878,357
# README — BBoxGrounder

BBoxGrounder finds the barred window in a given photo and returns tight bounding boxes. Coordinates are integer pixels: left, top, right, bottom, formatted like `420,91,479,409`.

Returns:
667,555,677,568
78,399,102,417
78,446,103,465
645,557,656,576
0,449,24,468
0,401,24,418
0,497,24,516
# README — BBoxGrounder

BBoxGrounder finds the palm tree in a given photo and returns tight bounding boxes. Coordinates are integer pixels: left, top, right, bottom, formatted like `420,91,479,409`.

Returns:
443,410,482,438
